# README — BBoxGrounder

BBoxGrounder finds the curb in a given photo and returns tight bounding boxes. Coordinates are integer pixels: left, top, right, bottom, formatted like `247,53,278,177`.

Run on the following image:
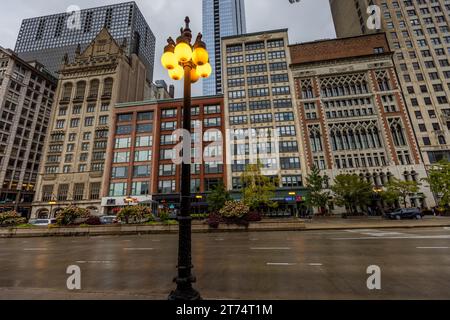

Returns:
303,223,450,231
0,220,306,238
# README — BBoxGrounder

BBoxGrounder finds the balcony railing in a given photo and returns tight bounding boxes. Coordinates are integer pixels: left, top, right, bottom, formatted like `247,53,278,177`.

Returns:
87,94,98,101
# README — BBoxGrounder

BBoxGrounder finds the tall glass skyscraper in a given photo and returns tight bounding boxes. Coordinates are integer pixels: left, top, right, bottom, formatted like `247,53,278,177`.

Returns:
14,2,155,82
203,0,246,95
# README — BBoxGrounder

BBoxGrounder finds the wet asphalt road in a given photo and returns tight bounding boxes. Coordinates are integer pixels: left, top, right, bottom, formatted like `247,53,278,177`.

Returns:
1,227,450,300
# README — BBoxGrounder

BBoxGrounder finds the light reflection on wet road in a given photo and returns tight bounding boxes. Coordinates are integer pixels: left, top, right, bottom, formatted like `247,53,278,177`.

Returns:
1,227,450,299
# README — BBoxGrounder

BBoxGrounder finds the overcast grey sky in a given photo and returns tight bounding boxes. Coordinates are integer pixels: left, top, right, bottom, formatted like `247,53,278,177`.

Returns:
0,0,336,97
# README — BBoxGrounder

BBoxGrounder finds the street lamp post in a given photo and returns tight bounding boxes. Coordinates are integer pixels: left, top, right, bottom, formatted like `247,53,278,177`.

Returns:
162,17,212,301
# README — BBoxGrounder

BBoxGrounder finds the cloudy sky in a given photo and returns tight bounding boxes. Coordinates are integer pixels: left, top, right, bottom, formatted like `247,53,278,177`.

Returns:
0,0,336,97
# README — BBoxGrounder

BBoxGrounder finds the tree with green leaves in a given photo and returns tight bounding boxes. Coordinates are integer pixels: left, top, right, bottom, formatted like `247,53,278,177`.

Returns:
206,182,231,213
305,166,330,215
385,177,420,208
331,174,373,215
241,162,277,212
380,189,399,208
423,160,450,208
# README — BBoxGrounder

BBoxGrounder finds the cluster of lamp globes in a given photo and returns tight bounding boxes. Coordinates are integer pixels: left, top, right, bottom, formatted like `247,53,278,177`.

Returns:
161,37,212,82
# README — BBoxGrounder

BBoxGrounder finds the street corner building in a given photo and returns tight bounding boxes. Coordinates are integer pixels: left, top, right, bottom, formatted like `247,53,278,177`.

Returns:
0,47,57,218
101,95,226,215
329,0,450,166
221,29,308,216
289,33,434,208
31,28,149,219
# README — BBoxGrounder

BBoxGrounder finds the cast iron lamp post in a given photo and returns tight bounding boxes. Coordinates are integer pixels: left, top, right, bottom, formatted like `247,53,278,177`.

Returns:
162,16,211,301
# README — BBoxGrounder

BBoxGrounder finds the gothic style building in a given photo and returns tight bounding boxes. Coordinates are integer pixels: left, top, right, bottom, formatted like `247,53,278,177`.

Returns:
31,28,148,218
290,33,435,208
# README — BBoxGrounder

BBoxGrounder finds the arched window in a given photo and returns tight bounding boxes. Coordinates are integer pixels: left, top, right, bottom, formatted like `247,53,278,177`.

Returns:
403,171,410,181
103,78,114,97
88,79,100,98
37,209,49,219
390,120,407,147
62,82,73,100
330,130,337,151
411,171,418,182
380,172,386,186
75,81,86,99
309,127,323,152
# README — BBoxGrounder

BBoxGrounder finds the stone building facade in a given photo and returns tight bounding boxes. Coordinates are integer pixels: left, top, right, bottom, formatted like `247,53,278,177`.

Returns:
31,28,148,218
0,47,57,218
290,33,435,209
330,0,450,165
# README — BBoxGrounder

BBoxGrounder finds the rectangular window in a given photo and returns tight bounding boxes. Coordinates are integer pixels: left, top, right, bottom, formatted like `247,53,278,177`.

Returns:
89,183,101,200
134,150,152,162
116,125,132,135
109,183,127,197
133,165,150,177
111,166,128,179
113,152,130,163
115,137,131,149
131,182,149,196
136,136,153,147
137,112,154,121
158,180,176,193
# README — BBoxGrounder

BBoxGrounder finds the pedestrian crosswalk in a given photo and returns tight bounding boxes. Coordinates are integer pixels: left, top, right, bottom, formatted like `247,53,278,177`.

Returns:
344,229,411,237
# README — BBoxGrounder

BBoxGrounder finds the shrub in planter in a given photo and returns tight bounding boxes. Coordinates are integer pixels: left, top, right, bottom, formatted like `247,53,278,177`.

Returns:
85,216,101,226
117,205,153,224
245,211,262,222
219,201,250,219
207,213,221,229
158,208,170,222
56,206,90,226
0,211,26,227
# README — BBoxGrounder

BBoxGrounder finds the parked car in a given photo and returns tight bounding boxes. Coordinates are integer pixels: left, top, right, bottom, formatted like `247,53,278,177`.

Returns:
99,215,118,225
384,208,423,220
29,218,57,226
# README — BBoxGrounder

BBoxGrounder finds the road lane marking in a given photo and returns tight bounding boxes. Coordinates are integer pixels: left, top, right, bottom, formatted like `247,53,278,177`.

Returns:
346,229,409,237
417,247,449,249
266,263,297,266
23,248,48,251
249,239,259,241
123,248,154,251
250,247,291,250
308,263,323,266
76,260,115,264
332,235,450,240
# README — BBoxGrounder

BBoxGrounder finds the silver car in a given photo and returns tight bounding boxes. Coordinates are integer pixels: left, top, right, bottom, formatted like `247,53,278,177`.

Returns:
29,218,57,226
99,216,118,225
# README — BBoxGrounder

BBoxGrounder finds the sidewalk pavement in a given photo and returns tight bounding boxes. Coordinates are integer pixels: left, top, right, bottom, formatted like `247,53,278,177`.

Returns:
302,216,450,231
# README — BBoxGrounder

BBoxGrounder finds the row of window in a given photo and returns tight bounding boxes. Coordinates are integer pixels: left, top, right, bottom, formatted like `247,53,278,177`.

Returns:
226,39,285,54
55,114,109,129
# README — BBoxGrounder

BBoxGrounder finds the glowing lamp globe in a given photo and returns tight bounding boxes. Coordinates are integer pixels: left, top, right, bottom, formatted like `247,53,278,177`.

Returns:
192,47,209,66
196,63,212,78
169,64,184,81
161,51,177,70
174,42,193,63
190,67,200,83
